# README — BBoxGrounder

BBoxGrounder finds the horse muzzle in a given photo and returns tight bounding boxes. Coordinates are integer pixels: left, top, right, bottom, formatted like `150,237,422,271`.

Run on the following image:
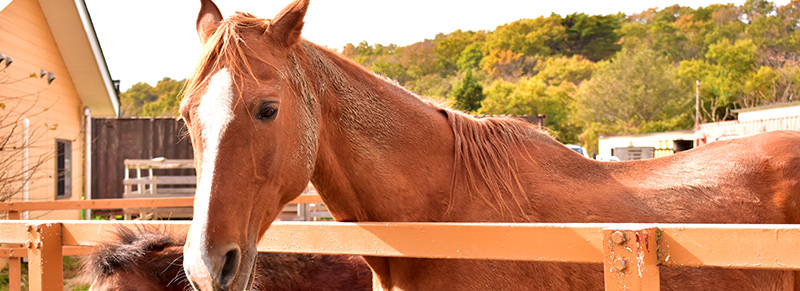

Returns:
184,240,245,290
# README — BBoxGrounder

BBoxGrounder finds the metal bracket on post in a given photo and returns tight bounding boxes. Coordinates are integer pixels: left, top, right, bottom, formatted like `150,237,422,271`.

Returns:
26,222,63,291
603,227,660,291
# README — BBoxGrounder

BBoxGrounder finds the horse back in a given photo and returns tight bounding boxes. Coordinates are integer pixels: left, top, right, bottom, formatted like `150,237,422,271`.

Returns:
631,130,800,224
516,130,800,225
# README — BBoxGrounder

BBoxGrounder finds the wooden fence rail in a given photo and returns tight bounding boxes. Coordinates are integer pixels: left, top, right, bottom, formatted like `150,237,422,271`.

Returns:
2,196,800,290
0,195,322,219
0,220,798,290
0,195,323,291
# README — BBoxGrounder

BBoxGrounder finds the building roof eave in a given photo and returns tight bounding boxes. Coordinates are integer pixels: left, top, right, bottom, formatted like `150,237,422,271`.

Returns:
38,0,119,117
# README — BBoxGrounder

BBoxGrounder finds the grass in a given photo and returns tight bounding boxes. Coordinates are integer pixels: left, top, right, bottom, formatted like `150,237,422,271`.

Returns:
0,256,90,291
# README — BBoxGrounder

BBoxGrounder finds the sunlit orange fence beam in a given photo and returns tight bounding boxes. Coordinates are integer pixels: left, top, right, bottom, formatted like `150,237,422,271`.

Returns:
259,222,608,263
0,246,91,258
1,221,798,267
0,198,195,212
0,195,323,218
49,221,800,268
657,223,800,270
1,221,799,291
259,223,800,270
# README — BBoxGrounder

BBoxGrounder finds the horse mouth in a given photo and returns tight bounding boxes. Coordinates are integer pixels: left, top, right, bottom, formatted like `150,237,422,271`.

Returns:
244,262,256,290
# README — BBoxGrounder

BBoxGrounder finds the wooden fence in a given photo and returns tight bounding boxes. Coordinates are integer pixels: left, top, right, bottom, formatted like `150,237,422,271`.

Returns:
91,118,194,201
1,198,799,291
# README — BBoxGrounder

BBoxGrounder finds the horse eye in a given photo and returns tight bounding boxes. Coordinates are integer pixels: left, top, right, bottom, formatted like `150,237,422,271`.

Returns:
255,102,278,121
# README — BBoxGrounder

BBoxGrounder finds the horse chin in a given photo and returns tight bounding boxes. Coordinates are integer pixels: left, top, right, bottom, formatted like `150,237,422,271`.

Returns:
230,248,258,291
245,263,256,290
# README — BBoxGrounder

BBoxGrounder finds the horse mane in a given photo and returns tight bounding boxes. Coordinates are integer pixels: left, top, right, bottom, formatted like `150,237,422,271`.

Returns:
441,109,547,219
295,43,549,220
82,225,183,280
351,59,545,219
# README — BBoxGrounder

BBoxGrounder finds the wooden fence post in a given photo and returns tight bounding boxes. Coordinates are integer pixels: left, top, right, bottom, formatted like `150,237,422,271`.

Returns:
26,222,63,291
603,227,660,291
8,256,21,291
5,207,22,291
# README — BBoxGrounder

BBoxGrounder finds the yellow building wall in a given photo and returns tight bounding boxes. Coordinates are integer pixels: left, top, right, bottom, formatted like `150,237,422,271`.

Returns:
1,0,85,219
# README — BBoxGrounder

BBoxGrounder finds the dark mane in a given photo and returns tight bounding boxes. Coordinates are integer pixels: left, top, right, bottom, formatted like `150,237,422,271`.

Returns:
82,225,183,280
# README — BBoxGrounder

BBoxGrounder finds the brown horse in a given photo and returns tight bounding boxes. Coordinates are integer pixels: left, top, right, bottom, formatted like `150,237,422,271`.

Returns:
179,0,800,290
84,225,372,291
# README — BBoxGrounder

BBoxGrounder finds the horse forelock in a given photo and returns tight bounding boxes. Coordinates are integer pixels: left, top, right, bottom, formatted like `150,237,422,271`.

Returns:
183,13,270,106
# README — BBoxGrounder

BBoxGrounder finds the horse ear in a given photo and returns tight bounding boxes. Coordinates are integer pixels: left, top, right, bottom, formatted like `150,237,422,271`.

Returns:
197,0,223,44
269,0,310,47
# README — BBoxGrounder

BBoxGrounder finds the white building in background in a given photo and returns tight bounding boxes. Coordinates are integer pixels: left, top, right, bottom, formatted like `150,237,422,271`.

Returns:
598,102,800,161
735,103,800,122
697,102,800,145
598,130,695,161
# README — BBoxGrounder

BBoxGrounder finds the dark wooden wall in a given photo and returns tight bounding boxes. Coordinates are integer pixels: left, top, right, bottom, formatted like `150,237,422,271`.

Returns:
91,118,194,199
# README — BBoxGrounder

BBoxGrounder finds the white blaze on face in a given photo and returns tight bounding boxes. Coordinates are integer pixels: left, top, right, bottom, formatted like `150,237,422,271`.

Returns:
185,68,235,277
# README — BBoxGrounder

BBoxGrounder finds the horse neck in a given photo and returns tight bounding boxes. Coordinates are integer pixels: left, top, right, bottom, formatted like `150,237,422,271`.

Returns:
301,43,456,222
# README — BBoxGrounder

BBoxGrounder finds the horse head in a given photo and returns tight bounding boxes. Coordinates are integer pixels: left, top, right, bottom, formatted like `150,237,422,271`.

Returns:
181,0,319,289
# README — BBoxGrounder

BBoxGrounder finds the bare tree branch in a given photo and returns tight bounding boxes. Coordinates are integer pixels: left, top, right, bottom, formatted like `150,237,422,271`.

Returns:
0,67,60,203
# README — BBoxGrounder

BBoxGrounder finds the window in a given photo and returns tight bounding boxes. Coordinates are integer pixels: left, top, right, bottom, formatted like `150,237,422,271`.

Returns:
56,139,71,198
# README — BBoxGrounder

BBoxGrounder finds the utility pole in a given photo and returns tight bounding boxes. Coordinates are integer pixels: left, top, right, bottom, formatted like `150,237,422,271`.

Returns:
694,80,702,148
695,80,700,129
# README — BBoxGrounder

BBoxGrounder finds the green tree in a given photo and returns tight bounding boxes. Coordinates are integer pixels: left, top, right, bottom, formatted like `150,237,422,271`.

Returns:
405,74,455,99
775,0,800,50
450,69,485,112
120,78,185,117
678,38,760,121
398,40,439,79
479,56,594,144
534,55,595,86
372,61,411,84
480,49,532,80
457,43,485,72
483,16,567,57
560,13,623,61
575,47,692,153
479,77,547,115
533,56,595,143
705,38,759,106
119,82,156,117
433,30,485,76
141,78,185,117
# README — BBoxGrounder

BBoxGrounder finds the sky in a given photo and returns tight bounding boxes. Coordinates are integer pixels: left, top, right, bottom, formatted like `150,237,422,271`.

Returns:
83,0,790,91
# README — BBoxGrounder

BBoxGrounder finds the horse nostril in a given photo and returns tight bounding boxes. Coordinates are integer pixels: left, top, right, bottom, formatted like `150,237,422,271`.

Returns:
218,246,241,288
